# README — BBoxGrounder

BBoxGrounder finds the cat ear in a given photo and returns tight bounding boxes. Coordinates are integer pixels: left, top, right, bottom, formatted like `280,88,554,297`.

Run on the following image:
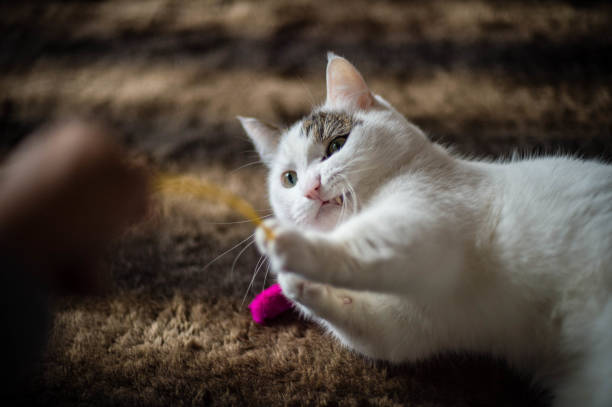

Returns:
237,116,281,167
326,52,374,111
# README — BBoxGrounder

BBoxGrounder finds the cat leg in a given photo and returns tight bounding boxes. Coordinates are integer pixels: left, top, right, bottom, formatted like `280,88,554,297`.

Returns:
277,271,382,351
276,270,437,362
276,271,392,358
253,221,358,323
277,272,357,321
255,203,466,298
256,219,446,361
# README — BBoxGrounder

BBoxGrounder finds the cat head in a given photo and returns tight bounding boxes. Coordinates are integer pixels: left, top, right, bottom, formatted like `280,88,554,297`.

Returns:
240,53,428,231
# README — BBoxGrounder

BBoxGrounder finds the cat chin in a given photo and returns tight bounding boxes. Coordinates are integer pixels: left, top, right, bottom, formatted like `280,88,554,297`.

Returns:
307,205,343,231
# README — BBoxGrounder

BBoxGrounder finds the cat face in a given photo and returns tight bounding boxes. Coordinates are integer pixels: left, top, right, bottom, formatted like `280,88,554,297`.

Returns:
240,53,427,230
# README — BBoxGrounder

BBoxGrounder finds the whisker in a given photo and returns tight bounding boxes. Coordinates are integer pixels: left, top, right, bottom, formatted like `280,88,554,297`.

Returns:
201,213,273,226
230,240,256,278
335,189,347,228
339,173,358,214
297,75,317,109
340,190,348,222
261,260,271,291
201,233,254,272
230,160,264,174
248,255,266,286
349,182,358,214
202,219,266,226
241,253,268,307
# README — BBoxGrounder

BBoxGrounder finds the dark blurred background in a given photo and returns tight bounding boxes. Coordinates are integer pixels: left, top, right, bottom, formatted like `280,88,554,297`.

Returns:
2,0,610,165
0,1,610,406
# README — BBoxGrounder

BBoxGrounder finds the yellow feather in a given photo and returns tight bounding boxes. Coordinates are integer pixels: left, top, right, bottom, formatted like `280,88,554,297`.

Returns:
154,173,275,241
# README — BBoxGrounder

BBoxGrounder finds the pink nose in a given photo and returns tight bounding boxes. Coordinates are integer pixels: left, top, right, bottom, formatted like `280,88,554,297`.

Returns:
305,176,322,200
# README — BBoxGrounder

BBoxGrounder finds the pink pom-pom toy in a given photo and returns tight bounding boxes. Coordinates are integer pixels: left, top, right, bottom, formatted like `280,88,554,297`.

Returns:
249,283,293,324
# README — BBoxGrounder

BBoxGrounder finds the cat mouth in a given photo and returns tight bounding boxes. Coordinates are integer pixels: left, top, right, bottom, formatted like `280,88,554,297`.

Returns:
321,195,344,207
314,194,347,223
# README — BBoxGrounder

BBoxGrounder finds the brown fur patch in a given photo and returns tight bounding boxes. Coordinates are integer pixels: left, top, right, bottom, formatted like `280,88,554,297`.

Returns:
301,111,356,143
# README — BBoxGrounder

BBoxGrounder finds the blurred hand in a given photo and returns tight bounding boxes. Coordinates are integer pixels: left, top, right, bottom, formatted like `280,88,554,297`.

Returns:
0,120,149,294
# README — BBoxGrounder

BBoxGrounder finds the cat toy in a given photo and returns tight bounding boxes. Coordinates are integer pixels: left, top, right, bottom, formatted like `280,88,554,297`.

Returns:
155,173,292,324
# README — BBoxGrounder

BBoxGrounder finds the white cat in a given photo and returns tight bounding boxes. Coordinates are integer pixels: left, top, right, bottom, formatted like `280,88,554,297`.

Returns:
239,53,612,406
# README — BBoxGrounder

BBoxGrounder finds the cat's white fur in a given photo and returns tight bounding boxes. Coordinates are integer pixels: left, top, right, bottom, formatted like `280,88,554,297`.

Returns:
239,53,612,406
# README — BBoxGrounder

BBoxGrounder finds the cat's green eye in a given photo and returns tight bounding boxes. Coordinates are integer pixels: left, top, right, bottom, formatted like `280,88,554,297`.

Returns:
281,171,298,188
326,136,348,158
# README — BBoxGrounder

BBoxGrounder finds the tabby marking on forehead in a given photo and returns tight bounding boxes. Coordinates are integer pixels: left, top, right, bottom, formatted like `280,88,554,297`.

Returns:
301,111,357,143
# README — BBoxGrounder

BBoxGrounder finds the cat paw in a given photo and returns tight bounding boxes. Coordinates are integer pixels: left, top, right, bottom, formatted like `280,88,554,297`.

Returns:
277,273,322,302
254,219,317,276
278,273,355,323
254,218,280,254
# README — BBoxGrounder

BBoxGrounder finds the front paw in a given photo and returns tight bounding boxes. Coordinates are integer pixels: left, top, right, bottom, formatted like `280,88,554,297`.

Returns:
254,218,280,255
254,219,317,276
277,272,325,306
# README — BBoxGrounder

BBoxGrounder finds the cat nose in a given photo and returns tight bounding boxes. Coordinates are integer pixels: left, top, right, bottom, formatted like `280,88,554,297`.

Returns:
304,176,322,200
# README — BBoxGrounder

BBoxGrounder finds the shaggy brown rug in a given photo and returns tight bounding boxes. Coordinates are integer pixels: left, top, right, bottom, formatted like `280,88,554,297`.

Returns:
1,1,611,405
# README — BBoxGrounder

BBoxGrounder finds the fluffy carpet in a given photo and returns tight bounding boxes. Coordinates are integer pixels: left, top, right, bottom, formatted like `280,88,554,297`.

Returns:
1,1,611,405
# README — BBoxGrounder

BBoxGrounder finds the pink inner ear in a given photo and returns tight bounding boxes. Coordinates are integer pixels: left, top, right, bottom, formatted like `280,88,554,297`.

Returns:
357,92,373,110
327,57,373,110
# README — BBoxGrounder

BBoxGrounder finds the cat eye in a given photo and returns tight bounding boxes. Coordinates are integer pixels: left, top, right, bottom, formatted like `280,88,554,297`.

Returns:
281,170,298,188
325,136,348,158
